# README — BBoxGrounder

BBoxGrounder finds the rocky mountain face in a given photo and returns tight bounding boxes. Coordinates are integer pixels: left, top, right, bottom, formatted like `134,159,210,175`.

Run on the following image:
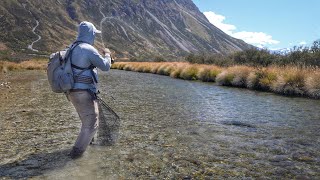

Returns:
0,0,252,61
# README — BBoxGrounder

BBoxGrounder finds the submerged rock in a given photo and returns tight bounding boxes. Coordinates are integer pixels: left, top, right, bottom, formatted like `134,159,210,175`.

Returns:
221,121,256,128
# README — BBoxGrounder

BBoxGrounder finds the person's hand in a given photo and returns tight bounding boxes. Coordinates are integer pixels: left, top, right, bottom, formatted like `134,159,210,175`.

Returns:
103,48,111,55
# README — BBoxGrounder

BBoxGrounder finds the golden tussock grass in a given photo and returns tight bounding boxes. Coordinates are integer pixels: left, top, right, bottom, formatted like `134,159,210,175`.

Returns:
196,66,222,82
180,65,199,80
112,62,320,99
305,71,320,98
271,66,308,96
246,68,278,90
216,66,252,87
0,60,47,73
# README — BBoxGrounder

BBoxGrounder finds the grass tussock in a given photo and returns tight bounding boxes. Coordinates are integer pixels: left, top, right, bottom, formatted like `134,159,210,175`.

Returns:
180,66,198,80
305,71,320,98
112,62,320,99
271,67,308,96
0,60,47,72
247,68,278,90
216,66,251,87
197,66,222,82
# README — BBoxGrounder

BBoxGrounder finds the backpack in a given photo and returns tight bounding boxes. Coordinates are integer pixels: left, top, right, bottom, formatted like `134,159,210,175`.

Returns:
47,42,82,93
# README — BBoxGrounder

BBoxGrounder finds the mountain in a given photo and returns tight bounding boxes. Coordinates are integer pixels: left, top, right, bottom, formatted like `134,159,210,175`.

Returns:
0,0,252,61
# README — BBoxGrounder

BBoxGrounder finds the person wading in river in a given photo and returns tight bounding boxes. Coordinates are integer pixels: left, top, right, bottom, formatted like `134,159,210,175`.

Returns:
68,21,113,158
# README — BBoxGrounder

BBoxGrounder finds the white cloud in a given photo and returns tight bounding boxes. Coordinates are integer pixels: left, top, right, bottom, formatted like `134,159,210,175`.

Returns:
203,11,280,47
299,41,307,45
232,31,280,45
203,11,236,35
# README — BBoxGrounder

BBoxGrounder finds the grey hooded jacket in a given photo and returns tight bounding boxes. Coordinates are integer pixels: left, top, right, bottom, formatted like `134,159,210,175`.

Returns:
71,21,111,93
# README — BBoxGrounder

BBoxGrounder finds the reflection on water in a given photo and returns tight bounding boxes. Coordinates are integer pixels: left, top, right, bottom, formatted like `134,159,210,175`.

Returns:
0,70,319,179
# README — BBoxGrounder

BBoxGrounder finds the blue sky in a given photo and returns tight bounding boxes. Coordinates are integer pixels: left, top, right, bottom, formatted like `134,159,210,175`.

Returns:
192,0,320,50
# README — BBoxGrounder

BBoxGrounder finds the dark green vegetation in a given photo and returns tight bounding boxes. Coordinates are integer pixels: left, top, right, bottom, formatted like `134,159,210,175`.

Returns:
186,40,320,67
0,0,251,61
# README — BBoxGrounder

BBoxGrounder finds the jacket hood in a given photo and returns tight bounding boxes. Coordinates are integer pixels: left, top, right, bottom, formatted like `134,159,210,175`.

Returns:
76,21,101,45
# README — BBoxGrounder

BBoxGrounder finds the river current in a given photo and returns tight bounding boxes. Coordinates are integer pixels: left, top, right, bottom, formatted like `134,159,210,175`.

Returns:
0,70,319,179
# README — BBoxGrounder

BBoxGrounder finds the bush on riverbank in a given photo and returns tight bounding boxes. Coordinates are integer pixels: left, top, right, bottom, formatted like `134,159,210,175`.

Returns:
112,62,320,98
186,40,320,67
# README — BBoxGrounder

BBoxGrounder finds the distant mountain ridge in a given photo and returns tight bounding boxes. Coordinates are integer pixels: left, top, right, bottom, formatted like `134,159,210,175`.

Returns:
0,0,252,60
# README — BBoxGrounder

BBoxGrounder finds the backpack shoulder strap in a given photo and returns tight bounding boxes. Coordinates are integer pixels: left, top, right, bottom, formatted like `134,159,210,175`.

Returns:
68,41,84,64
68,41,98,84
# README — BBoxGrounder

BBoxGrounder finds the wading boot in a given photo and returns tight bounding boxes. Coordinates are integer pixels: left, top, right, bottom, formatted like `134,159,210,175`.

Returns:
90,137,95,145
68,146,84,159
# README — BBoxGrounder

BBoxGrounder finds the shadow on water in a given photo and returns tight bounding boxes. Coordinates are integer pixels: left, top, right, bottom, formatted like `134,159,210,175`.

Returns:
0,149,71,178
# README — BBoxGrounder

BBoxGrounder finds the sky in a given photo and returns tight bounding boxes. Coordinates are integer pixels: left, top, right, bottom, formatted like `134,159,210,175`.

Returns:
192,0,320,50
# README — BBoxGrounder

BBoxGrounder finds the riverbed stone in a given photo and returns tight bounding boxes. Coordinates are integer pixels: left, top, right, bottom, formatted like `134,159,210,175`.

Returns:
269,155,289,162
270,160,294,167
292,152,315,162
221,121,256,128
183,175,192,180
295,175,311,180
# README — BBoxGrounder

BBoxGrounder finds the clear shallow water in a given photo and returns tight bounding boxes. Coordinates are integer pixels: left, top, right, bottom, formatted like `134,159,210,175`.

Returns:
0,70,319,179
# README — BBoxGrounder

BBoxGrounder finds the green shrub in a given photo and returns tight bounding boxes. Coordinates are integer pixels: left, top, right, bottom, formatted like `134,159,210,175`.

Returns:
154,56,166,62
185,39,320,68
232,48,277,67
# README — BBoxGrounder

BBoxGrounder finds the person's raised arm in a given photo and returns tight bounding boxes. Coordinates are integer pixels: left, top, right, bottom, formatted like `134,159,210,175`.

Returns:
89,48,112,71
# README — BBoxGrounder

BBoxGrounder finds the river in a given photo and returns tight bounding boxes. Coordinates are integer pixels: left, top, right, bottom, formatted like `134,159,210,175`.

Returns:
0,70,319,179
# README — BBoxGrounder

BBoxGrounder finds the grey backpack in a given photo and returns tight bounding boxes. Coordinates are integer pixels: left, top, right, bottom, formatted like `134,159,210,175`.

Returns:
47,42,81,93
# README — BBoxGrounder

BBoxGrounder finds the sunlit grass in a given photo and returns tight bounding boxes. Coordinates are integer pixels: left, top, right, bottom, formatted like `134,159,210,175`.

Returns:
157,63,175,76
180,66,198,80
112,62,320,99
216,66,251,87
0,59,47,72
271,66,308,96
197,66,222,82
305,70,320,98
247,67,278,91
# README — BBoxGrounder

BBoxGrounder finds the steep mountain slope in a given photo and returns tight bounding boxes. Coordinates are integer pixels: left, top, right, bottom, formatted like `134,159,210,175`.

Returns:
0,0,252,60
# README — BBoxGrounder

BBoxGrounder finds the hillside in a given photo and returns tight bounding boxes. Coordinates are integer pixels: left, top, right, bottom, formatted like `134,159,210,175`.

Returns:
0,0,252,61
